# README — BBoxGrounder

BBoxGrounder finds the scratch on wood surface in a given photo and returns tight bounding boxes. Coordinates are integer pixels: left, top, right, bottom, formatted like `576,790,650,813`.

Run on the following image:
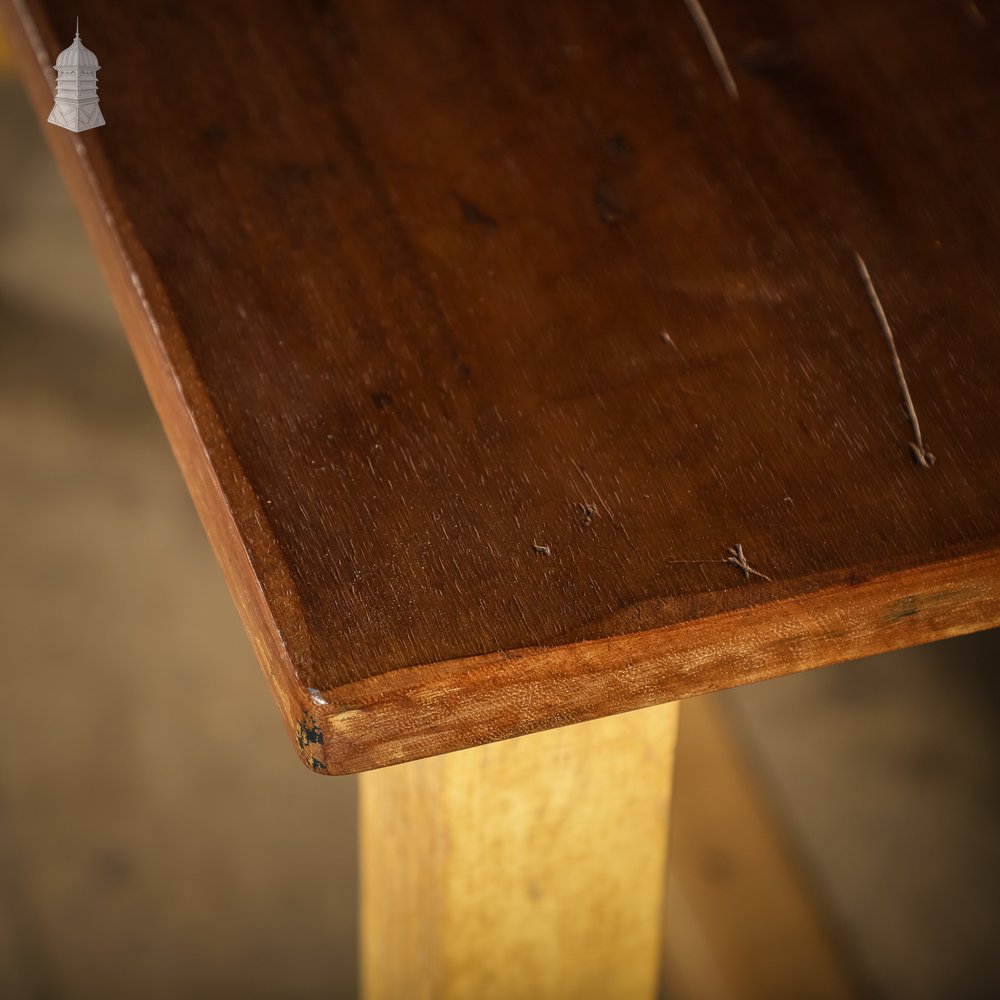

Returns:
725,543,772,582
574,464,610,516
854,253,936,468
574,501,598,527
532,542,552,556
663,544,772,583
682,0,739,100
573,462,631,540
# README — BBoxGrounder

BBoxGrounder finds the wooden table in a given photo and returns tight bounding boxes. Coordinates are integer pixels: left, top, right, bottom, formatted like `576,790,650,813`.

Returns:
5,0,999,995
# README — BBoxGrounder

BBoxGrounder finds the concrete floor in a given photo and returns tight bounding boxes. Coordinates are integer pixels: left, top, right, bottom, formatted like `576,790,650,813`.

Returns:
2,68,999,999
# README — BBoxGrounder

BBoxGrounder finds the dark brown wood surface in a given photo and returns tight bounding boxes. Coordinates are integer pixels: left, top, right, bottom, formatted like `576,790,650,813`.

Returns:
5,0,1000,773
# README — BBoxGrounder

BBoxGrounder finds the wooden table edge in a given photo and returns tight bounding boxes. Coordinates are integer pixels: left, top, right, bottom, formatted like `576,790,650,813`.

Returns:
314,546,1000,772
3,0,312,751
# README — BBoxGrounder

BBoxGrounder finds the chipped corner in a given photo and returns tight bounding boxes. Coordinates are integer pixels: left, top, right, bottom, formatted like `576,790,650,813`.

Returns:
291,697,370,775
294,712,330,774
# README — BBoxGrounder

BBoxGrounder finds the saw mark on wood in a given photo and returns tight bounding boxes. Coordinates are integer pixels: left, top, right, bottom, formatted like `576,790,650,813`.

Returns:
854,253,936,468
683,0,739,100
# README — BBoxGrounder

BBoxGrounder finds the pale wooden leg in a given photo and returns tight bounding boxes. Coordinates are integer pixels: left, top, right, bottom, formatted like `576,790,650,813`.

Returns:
360,703,679,1000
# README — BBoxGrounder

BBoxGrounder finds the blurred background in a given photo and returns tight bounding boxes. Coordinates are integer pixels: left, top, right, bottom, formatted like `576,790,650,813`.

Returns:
2,25,999,1000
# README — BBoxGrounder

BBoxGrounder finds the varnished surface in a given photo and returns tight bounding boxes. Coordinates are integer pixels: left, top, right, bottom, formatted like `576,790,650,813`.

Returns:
361,704,677,1000
4,0,1000,771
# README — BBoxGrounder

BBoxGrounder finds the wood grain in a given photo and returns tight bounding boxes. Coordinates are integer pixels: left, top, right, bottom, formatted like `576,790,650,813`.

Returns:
4,0,1000,771
360,702,677,1000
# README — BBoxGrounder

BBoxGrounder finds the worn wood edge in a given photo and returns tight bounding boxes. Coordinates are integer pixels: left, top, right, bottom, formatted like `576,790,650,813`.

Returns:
1,0,320,765
314,547,1000,773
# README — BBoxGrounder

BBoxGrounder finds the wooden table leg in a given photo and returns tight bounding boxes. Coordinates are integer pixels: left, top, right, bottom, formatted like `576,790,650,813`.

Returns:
360,703,679,1000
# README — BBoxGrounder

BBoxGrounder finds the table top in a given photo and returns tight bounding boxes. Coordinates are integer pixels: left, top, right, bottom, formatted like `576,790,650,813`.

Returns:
6,0,1000,773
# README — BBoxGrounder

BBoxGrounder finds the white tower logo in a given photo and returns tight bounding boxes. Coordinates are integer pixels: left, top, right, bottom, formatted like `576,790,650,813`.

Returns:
48,19,105,133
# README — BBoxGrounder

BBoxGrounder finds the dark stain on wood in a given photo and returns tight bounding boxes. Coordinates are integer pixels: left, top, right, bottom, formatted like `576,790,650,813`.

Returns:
739,39,798,78
605,134,634,160
594,182,629,227
456,195,498,229
199,124,228,145
886,589,975,623
297,717,325,751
